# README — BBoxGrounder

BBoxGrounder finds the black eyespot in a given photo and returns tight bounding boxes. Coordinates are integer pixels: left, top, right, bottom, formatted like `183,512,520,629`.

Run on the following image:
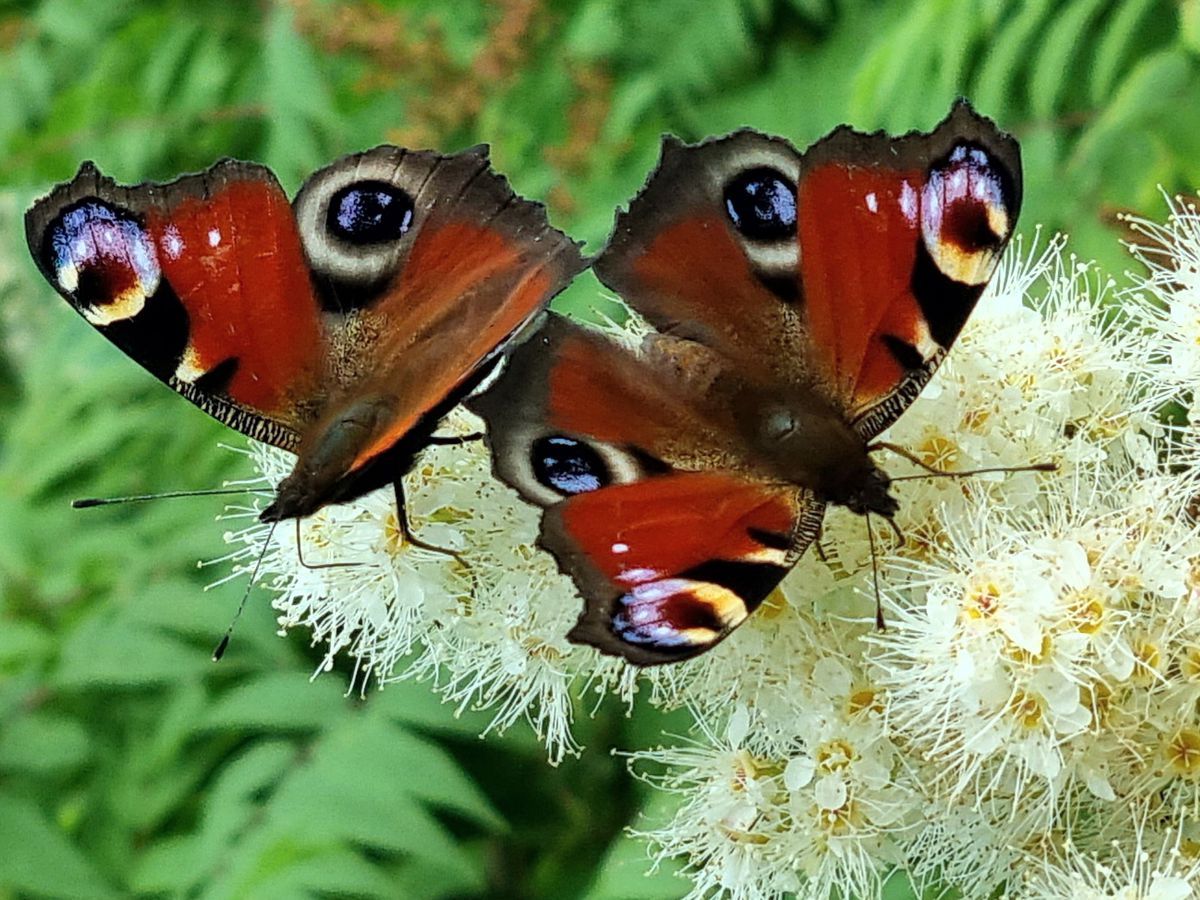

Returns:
326,181,414,245
531,436,610,495
723,168,797,241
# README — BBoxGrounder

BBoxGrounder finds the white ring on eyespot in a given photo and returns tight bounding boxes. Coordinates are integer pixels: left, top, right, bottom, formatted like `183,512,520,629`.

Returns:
707,144,802,280
504,423,644,507
293,149,415,286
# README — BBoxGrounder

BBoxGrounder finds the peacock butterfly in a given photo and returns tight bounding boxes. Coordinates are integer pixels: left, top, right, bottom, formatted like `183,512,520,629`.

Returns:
470,100,1024,665
25,146,584,544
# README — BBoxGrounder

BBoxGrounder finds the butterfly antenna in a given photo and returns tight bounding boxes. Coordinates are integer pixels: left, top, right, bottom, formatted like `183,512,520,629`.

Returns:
72,487,259,508
869,440,1056,482
213,519,278,661
866,514,886,631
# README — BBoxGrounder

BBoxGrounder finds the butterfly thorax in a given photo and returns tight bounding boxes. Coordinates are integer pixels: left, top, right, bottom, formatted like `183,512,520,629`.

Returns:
261,395,402,521
738,393,898,518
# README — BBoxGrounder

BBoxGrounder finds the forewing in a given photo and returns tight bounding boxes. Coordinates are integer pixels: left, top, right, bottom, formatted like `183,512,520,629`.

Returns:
593,101,1022,437
289,145,586,477
25,161,327,450
797,101,1022,436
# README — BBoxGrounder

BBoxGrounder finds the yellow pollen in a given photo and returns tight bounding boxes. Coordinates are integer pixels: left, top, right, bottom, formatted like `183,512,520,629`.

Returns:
1131,638,1162,685
731,749,761,788
1186,558,1200,590
816,739,856,773
1181,645,1200,681
1080,681,1113,729
847,688,883,717
1066,590,1105,635
1007,633,1053,666
960,406,991,433
758,587,788,620
717,822,770,844
814,798,863,836
916,431,960,469
520,636,563,661
1167,727,1200,778
1009,690,1044,729
964,578,1003,619
383,511,404,553
1181,838,1200,859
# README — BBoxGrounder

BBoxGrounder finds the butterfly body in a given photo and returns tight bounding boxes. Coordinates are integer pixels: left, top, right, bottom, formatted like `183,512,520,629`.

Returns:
472,100,1022,665
26,146,584,525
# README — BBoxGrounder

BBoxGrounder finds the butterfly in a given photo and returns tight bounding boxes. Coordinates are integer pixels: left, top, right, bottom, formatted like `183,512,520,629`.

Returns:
25,146,584,545
469,100,1023,665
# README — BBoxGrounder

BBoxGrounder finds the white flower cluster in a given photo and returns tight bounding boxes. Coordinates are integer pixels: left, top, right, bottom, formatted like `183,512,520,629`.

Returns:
225,203,1200,897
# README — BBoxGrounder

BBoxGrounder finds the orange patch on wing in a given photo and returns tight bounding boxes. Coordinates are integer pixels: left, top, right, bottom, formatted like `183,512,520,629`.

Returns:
853,292,926,404
799,163,923,404
634,215,780,316
558,472,796,587
546,331,690,448
348,223,550,470
147,180,323,413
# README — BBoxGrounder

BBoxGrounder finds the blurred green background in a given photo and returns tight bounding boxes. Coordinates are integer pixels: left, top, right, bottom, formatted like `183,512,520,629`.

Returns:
1,0,1199,897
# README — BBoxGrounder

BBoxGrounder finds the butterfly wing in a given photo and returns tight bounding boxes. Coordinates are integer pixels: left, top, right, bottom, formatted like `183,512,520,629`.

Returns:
25,160,325,450
27,148,584,517
470,314,824,664
594,100,1022,437
291,145,585,476
262,145,585,518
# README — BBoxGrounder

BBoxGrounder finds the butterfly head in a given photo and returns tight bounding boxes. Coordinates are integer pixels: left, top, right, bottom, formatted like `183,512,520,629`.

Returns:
839,466,899,519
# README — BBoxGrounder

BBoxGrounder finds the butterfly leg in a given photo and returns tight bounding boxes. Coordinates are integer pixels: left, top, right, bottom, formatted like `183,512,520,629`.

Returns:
392,477,471,565
426,432,484,446
867,440,951,475
294,518,365,570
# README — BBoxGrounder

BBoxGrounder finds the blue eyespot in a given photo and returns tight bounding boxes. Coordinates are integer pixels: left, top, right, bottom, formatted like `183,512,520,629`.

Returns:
46,200,160,316
724,168,797,241
531,436,610,495
327,181,414,245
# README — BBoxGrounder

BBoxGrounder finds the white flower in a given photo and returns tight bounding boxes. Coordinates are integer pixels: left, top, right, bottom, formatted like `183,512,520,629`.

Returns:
222,409,587,763
219,206,1200,897
1020,807,1200,899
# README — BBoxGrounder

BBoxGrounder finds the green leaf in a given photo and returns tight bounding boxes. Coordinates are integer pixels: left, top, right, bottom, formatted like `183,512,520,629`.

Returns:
1028,0,1109,119
0,792,116,899
581,792,686,900
54,619,211,689
1090,0,1161,103
973,0,1054,120
1071,48,1192,173
0,712,92,773
198,672,350,733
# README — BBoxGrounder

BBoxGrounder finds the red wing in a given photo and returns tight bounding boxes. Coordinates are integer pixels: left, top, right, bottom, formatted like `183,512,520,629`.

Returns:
469,314,825,665
550,472,822,665
469,314,750,510
593,131,803,388
25,161,325,450
797,102,1021,435
593,101,1022,438
257,148,585,520
343,215,582,471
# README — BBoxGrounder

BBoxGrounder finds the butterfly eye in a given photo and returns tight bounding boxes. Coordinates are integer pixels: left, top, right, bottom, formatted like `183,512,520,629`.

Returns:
531,436,611,495
921,143,1015,286
724,168,797,241
326,181,414,245
763,408,799,442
